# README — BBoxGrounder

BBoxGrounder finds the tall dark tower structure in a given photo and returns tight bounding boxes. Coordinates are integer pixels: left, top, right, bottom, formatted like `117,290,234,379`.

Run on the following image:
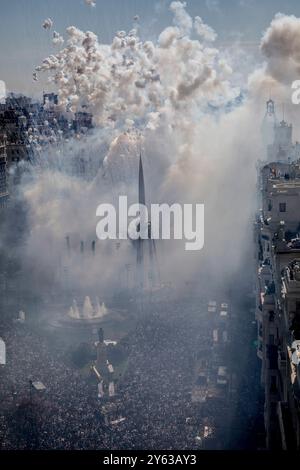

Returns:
136,153,160,291
139,153,146,206
136,154,145,288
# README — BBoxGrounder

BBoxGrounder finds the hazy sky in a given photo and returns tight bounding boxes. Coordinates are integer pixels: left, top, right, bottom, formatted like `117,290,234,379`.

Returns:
1,0,300,95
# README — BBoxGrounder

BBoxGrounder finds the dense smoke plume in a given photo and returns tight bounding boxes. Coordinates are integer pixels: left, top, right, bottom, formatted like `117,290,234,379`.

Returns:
15,2,300,297
249,13,300,138
261,13,300,85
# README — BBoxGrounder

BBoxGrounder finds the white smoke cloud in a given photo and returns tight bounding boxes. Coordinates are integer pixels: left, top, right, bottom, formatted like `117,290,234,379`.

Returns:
22,1,300,295
246,12,300,138
170,1,193,36
42,18,53,30
36,2,236,133
261,13,300,84
194,16,217,42
85,0,96,7
52,31,64,46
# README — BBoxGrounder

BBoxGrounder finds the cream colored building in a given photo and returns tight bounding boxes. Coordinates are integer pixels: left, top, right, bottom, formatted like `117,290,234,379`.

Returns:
256,154,300,448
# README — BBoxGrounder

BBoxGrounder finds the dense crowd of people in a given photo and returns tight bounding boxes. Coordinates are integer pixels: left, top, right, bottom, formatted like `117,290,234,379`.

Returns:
0,298,232,450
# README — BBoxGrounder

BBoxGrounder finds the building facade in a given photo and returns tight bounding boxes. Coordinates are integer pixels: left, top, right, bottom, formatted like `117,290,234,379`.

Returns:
0,133,8,208
0,92,95,191
255,102,300,449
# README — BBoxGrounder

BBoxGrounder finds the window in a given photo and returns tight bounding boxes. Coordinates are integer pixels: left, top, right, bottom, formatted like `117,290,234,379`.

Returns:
279,202,286,212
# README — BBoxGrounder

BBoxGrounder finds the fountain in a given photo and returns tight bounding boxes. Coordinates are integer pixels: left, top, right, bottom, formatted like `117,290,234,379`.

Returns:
67,297,108,321
46,296,117,342
83,296,94,319
96,297,108,318
72,300,81,319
